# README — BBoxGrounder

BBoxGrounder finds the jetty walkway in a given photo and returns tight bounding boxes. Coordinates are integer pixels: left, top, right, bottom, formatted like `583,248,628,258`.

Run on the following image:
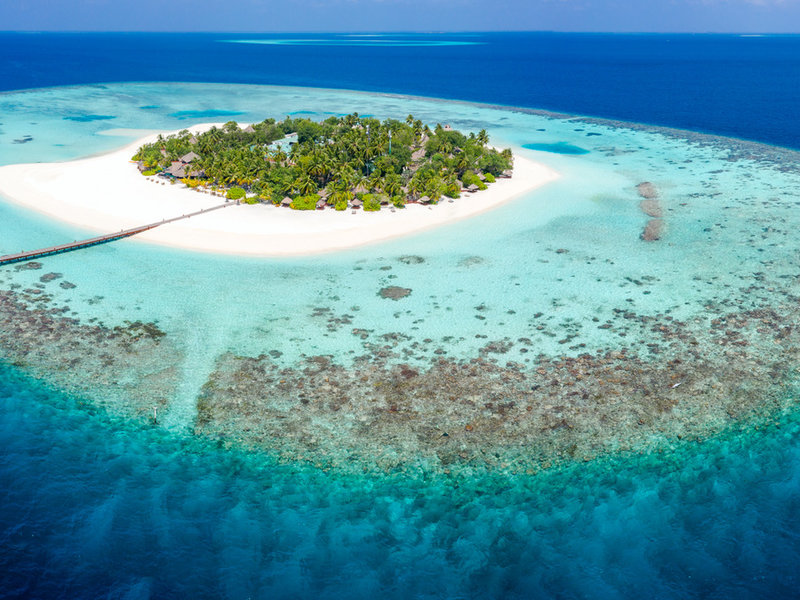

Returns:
0,202,233,266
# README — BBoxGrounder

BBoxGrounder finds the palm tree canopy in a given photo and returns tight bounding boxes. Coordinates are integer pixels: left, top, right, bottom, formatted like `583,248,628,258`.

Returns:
132,113,513,205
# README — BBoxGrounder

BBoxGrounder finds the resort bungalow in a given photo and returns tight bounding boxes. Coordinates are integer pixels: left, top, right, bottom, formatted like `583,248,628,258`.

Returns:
179,151,200,164
165,162,188,178
161,151,204,179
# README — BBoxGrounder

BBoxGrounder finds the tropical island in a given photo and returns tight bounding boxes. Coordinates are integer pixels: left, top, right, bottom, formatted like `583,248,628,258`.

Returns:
0,117,558,256
131,114,515,211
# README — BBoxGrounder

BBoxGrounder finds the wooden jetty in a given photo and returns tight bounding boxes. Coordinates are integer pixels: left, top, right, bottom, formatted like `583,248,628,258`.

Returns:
0,202,233,267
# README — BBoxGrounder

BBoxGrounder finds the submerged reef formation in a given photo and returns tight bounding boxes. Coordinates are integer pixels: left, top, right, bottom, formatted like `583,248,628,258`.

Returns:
194,296,800,476
0,283,180,422
8,257,798,477
637,181,664,241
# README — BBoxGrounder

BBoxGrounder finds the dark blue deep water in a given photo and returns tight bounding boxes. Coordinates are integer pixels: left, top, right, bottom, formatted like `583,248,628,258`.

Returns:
2,33,800,599
1,32,800,149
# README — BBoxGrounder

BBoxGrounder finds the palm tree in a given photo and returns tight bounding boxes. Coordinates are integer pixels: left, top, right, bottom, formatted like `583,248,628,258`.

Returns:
295,173,316,196
328,189,350,207
455,152,472,176
413,120,423,143
425,174,444,201
382,172,402,197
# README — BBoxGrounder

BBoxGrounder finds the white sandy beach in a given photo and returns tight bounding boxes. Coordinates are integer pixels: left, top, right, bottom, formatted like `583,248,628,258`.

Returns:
0,124,559,256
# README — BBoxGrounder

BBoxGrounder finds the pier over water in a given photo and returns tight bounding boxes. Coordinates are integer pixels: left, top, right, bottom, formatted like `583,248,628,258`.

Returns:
0,203,233,266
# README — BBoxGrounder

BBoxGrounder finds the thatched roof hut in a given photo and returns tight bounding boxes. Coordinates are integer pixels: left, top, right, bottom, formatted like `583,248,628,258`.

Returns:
243,125,256,134
501,169,513,178
419,195,430,204
281,196,293,206
354,183,369,195
467,184,479,193
316,199,327,210
180,151,200,164
166,162,187,178
351,198,363,208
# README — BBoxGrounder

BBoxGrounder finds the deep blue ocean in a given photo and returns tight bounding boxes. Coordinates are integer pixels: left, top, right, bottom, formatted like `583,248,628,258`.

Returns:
1,32,800,149
3,32,800,599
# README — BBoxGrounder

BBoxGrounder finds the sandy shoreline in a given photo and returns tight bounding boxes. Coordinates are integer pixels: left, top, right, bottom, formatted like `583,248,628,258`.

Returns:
0,124,560,256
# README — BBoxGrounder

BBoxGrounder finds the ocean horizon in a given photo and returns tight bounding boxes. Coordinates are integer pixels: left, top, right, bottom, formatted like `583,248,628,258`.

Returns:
2,32,800,599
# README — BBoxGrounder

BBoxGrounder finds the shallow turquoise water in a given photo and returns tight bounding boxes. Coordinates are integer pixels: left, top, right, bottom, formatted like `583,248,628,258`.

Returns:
522,142,590,155
2,83,800,597
223,38,482,47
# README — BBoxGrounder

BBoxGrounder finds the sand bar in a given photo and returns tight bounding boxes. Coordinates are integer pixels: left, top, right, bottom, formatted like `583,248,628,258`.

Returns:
0,124,560,256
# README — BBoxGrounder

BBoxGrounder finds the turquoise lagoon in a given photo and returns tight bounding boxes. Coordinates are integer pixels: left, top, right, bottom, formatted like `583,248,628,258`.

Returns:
2,83,800,597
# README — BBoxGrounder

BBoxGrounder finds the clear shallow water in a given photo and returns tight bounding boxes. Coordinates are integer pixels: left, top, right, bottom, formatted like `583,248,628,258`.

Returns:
522,142,590,155
223,39,482,47
2,82,800,596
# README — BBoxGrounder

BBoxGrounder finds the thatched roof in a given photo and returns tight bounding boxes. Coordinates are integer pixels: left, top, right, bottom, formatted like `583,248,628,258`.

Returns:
243,125,256,133
501,169,513,178
467,184,479,192
188,169,206,178
411,148,426,162
351,198,363,207
281,196,292,206
419,195,430,204
316,199,327,209
166,163,187,178
354,183,369,195
180,151,200,163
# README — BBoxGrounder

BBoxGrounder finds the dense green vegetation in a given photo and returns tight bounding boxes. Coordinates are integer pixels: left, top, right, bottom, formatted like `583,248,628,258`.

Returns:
226,187,246,200
132,114,513,210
